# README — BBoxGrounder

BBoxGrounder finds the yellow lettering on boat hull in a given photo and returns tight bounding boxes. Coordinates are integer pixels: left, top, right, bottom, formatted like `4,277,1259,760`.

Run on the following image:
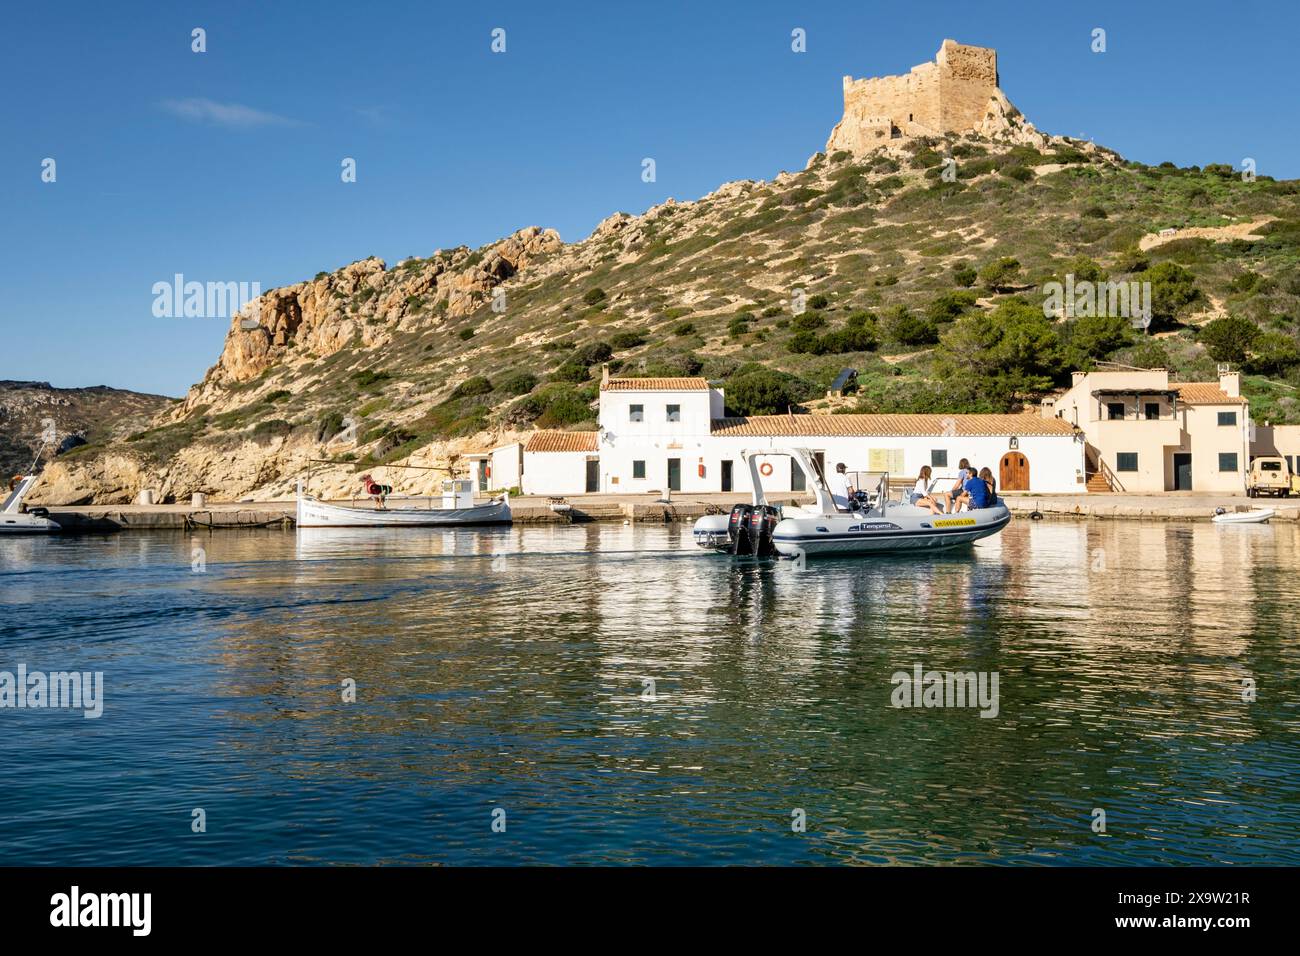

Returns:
933,518,976,527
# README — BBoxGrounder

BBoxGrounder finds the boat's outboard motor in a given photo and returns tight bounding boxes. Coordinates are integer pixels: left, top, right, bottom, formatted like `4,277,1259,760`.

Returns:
728,503,754,555
746,505,780,557
727,503,780,556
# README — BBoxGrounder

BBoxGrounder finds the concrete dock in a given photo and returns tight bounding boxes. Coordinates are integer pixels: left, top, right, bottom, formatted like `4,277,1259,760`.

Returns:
37,491,1300,533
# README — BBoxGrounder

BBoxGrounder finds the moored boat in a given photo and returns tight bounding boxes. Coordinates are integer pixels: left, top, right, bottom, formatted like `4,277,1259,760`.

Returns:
1212,507,1275,524
295,478,511,528
1,474,59,534
693,447,1010,558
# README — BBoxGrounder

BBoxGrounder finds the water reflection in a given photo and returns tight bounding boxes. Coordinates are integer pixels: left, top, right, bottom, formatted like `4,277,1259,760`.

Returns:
1,519,1297,865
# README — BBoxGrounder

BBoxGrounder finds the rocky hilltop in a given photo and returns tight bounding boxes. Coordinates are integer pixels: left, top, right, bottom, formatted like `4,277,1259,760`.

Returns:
1,381,171,492
30,40,1300,505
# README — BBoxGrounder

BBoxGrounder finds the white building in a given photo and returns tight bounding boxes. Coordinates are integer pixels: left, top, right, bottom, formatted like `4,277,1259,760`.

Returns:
520,430,599,496
502,372,1085,495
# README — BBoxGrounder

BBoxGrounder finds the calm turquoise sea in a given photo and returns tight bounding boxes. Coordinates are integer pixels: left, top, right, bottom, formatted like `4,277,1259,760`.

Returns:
1,520,1297,865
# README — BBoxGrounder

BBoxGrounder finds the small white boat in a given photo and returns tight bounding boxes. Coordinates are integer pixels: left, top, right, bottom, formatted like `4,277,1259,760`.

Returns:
296,479,510,528
693,447,1010,558
1,474,59,534
1212,507,1275,524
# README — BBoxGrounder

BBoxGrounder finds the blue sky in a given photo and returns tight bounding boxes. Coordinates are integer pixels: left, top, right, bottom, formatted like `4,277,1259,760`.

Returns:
2,0,1297,396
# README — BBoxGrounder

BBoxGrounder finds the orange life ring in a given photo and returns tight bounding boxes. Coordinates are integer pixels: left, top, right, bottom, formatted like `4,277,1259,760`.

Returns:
759,462,774,477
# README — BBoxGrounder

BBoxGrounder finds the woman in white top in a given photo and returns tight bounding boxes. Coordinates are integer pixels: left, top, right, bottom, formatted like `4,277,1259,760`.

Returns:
910,465,942,514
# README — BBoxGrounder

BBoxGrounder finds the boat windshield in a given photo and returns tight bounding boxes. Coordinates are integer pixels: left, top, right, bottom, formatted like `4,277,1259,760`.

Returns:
2,479,28,513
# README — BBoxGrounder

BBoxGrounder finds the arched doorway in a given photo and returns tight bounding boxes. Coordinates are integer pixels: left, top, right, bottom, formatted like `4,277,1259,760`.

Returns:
1000,451,1029,491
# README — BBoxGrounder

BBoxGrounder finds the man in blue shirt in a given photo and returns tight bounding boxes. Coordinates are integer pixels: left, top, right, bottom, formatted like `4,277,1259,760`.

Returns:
961,466,991,510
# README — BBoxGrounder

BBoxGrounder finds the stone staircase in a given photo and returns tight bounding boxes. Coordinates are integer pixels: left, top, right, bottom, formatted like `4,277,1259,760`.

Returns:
1086,471,1113,493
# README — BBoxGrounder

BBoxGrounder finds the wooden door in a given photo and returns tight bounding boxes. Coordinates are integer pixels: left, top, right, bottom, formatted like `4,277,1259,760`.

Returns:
999,451,1029,491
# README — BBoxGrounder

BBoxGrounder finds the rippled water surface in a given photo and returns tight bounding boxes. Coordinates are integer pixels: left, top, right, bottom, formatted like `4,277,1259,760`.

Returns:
1,520,1298,865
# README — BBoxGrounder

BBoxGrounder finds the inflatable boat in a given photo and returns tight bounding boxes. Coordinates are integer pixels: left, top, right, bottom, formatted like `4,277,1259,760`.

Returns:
693,448,1010,559
1,474,59,534
1212,507,1274,524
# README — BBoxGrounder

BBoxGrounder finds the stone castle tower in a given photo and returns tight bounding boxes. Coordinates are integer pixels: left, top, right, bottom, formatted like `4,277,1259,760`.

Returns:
826,39,1031,153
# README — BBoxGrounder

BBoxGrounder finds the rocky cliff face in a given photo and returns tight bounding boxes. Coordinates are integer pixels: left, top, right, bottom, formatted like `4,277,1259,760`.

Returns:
180,226,563,415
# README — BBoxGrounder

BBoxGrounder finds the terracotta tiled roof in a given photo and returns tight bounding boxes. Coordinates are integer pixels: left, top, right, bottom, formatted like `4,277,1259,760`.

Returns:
524,430,598,453
710,413,1076,438
1174,383,1247,405
600,377,711,391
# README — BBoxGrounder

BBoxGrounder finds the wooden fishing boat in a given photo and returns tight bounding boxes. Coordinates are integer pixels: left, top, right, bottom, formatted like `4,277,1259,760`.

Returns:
295,479,511,528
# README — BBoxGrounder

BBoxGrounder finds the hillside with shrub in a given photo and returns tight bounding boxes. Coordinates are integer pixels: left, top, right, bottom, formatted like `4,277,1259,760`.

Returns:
33,131,1300,503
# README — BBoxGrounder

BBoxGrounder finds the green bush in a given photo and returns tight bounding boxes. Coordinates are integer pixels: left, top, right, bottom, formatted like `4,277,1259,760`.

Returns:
808,293,830,310
610,330,646,350
1198,316,1260,364
352,369,391,389
726,368,799,415
1065,315,1132,361
551,359,590,383
1128,340,1169,370
672,321,696,336
1146,261,1201,327
498,372,538,396
979,257,1022,292
882,306,938,347
1113,246,1149,273
1247,333,1300,375
791,312,826,332
450,375,493,399
582,287,607,305
1228,271,1263,294
576,341,614,365
926,290,979,324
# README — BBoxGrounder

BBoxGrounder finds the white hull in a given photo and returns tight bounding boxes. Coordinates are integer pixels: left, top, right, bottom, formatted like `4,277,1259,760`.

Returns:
0,514,60,534
296,494,511,528
772,506,1010,556
1,474,58,534
695,503,1011,557
1212,508,1274,524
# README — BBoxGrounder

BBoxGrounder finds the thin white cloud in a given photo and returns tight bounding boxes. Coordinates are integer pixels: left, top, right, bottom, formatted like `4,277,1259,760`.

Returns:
160,98,304,128
353,105,398,128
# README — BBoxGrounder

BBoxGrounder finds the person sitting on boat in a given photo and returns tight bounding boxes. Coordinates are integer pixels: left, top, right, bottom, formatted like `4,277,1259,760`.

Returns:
359,473,393,509
979,466,998,505
936,457,970,513
911,465,943,515
956,466,991,511
827,462,855,512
